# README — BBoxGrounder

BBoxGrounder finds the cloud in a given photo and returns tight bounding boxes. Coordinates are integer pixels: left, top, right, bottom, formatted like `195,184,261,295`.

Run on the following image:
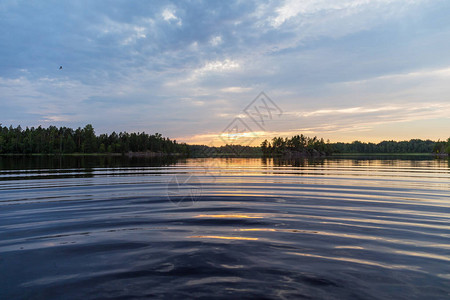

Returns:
0,0,449,142
220,87,253,93
162,7,182,26
180,101,450,144
301,106,401,117
210,35,223,46
270,0,425,29
198,59,240,73
165,58,241,87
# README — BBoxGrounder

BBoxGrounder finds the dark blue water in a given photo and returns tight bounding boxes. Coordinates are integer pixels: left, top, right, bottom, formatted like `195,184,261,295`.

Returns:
0,157,449,299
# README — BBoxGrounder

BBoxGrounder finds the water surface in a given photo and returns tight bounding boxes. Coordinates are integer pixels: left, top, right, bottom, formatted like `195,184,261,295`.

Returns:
1,156,449,299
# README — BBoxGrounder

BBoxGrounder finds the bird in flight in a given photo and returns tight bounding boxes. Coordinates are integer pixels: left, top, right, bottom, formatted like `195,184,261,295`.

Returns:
59,66,63,70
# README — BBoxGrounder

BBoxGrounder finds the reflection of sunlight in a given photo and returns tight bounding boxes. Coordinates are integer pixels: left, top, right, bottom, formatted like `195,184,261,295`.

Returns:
195,214,262,219
182,157,450,170
335,245,364,249
240,228,401,243
286,252,417,270
239,228,276,232
437,274,450,280
188,235,258,241
238,228,450,249
238,228,319,233
393,250,450,262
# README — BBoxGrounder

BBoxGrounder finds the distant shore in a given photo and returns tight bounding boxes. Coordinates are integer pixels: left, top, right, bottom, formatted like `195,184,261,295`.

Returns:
0,151,185,157
331,153,436,156
1,152,447,158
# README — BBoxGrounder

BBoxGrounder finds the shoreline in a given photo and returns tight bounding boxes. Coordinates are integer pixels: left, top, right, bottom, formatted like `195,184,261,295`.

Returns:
0,152,447,158
0,152,184,157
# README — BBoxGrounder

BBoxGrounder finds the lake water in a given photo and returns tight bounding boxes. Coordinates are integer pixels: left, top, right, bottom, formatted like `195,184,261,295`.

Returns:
0,156,449,299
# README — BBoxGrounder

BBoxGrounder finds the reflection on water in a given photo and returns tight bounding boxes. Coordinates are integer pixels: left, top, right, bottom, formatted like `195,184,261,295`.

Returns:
0,156,449,299
188,236,259,241
0,154,181,170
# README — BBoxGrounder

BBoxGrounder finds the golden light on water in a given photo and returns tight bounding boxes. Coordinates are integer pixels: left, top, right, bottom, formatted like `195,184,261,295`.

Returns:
238,228,277,232
195,214,262,219
188,235,258,241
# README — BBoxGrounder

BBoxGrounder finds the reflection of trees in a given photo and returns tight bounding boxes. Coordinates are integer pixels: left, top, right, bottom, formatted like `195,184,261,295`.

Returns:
0,155,181,171
270,157,326,167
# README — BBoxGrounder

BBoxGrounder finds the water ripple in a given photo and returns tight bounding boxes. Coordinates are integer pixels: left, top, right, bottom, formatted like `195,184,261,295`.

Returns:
0,157,449,299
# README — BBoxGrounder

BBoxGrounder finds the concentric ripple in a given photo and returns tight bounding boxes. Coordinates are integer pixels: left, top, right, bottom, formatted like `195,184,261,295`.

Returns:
0,157,449,299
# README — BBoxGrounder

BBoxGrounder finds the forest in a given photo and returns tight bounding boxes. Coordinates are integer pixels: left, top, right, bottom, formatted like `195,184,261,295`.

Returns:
432,139,450,155
260,135,450,156
260,135,333,156
0,124,189,155
333,139,450,154
1,124,448,156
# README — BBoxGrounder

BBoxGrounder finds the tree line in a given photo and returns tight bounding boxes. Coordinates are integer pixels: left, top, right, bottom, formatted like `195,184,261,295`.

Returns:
260,135,450,156
261,135,333,156
0,124,189,155
332,139,449,154
1,124,448,156
433,138,450,155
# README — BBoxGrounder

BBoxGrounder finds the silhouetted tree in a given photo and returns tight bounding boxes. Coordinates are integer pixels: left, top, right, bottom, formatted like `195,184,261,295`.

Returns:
0,124,189,155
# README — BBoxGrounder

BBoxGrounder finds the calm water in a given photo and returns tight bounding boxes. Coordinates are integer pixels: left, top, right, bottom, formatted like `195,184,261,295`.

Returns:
0,156,449,299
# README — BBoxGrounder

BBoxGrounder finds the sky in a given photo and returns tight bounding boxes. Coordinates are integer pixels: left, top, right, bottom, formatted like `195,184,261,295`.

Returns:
1,0,450,145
